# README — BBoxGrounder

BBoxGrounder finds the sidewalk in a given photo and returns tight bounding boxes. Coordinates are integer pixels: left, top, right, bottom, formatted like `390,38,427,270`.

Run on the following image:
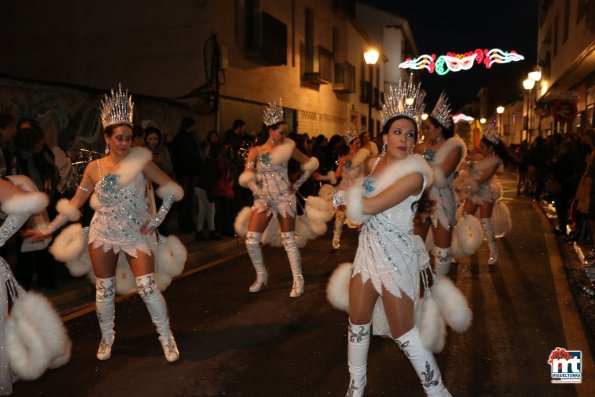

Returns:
539,199,595,354
44,232,246,316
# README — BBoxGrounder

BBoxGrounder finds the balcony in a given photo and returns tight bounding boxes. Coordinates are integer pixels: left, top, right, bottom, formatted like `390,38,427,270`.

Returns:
333,62,355,93
303,45,334,85
245,11,287,66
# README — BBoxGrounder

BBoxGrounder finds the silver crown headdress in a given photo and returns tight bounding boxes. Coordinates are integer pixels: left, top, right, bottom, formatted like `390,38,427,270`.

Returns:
263,99,284,127
430,92,453,129
484,120,500,145
381,75,426,127
100,83,134,129
344,126,359,144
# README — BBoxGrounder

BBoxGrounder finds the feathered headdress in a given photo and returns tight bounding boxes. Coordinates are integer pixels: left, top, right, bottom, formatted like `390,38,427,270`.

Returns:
431,92,453,129
381,74,426,127
263,99,284,127
99,83,134,129
484,120,500,145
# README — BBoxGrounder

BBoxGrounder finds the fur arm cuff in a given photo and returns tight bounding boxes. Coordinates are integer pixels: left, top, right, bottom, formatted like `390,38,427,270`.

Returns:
2,192,49,215
432,165,448,189
346,185,368,224
56,198,81,221
300,157,319,172
115,147,152,186
239,170,256,188
156,181,184,201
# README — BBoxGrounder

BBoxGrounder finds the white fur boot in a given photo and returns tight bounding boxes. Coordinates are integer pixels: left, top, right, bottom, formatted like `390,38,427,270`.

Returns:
433,247,452,277
281,231,304,297
136,273,179,362
95,277,116,360
346,320,371,397
480,218,498,265
246,231,268,292
395,327,451,397
333,211,346,250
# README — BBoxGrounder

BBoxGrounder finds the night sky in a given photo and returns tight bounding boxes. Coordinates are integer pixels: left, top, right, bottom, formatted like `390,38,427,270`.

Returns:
360,0,539,113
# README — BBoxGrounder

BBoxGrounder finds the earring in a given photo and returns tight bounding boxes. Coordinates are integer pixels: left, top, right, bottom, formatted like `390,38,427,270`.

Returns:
381,143,387,155
104,144,110,155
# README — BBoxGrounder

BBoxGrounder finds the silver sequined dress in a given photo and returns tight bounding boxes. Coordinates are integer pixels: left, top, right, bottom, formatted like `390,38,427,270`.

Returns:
88,161,156,257
423,149,457,230
252,148,296,218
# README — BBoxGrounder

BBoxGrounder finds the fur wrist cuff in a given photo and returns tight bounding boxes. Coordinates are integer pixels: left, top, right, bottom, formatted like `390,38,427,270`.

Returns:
56,199,81,221
327,171,337,185
2,192,49,215
301,157,319,172
239,171,256,188
156,181,184,201
346,185,367,223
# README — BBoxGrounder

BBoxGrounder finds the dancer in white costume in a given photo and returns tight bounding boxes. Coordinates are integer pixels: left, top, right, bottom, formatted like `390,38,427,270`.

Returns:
332,129,370,249
333,78,451,397
459,123,506,265
26,85,183,362
415,93,466,276
0,178,70,394
238,100,318,297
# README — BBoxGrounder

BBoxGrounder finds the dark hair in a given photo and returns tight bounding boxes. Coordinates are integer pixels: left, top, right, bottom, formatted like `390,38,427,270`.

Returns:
206,130,219,143
144,126,163,146
315,134,327,145
104,123,133,137
381,115,418,141
133,125,144,138
480,137,515,166
179,117,196,133
14,127,42,153
17,117,42,135
255,121,285,146
426,116,454,139
233,119,246,130
0,112,15,129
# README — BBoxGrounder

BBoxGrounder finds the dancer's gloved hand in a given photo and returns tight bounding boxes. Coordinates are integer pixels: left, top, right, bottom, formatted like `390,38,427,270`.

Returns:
332,190,346,209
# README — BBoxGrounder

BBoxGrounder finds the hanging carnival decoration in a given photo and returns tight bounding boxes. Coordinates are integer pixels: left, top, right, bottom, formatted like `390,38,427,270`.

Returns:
399,48,524,75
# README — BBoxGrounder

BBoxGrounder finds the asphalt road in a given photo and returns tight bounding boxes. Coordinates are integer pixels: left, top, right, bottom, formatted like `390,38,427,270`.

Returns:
10,174,595,397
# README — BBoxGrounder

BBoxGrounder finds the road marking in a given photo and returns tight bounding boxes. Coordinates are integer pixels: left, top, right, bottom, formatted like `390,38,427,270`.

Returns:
61,250,247,322
536,202,594,395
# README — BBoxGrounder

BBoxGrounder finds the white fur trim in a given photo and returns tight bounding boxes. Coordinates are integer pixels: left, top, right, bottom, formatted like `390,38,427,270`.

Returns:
431,165,448,189
5,309,49,380
234,206,253,237
56,198,81,221
432,277,473,332
346,185,367,224
326,262,352,312
89,193,101,210
492,201,512,238
351,148,371,168
156,181,184,201
415,295,447,352
305,196,334,222
318,183,336,202
432,136,467,165
474,155,502,173
327,171,337,185
115,265,136,295
261,218,282,247
5,174,38,192
366,155,433,197
156,235,187,278
455,214,483,256
114,146,152,186
238,170,256,188
300,156,319,172
269,138,295,165
49,224,86,265
1,192,49,215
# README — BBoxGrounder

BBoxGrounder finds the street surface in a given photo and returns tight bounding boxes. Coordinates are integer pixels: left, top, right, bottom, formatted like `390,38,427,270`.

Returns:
11,174,595,396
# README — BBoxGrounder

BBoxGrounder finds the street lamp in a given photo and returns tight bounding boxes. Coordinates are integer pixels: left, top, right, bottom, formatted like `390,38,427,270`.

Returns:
480,117,487,124
496,106,504,135
364,49,379,136
523,78,535,141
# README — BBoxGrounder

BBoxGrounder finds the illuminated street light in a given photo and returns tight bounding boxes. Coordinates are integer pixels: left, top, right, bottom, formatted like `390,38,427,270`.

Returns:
496,106,505,114
480,117,487,124
364,48,379,136
364,49,380,65
528,69,542,82
523,78,535,142
523,78,535,90
496,106,504,135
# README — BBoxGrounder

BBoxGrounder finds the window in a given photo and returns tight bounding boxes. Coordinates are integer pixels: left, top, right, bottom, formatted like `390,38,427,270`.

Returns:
563,0,570,43
553,13,559,57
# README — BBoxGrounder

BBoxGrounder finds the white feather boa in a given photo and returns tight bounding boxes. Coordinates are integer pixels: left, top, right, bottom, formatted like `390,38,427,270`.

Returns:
5,292,71,380
432,277,473,333
345,155,432,223
350,148,371,168
269,138,295,165
326,262,352,312
453,214,483,257
1,192,49,215
414,295,447,352
238,171,256,188
492,201,512,238
114,146,152,186
156,181,184,201
431,137,467,188
300,156,319,172
56,198,81,221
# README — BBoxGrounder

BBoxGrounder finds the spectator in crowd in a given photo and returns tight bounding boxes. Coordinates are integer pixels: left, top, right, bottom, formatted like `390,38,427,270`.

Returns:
214,143,237,236
145,126,174,176
132,125,145,147
528,136,548,201
573,130,595,246
0,111,17,176
51,127,75,195
171,117,201,233
312,134,328,173
325,134,346,173
223,119,247,155
201,130,220,163
195,142,222,241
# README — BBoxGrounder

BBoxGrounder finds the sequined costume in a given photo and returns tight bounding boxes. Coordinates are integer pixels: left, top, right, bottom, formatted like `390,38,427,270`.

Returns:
468,156,503,205
250,139,297,218
88,160,156,257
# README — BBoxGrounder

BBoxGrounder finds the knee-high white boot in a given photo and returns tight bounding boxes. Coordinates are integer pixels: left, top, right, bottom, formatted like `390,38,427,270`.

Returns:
136,273,179,362
433,247,452,277
281,231,304,297
346,320,371,397
95,277,116,360
246,231,268,292
480,218,498,265
333,211,346,250
395,327,451,397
